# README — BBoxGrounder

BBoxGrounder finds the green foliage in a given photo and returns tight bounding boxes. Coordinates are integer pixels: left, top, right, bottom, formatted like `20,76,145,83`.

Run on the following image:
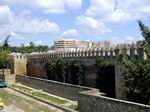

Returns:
138,21,150,58
69,60,84,85
121,56,150,104
95,57,115,97
45,60,55,80
45,59,84,85
55,59,66,82
10,42,49,53
0,50,9,69
138,21,150,44
0,37,10,69
118,21,150,105
95,57,114,67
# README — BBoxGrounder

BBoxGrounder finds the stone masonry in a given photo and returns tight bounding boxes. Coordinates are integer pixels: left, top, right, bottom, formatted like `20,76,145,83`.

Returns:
9,45,146,99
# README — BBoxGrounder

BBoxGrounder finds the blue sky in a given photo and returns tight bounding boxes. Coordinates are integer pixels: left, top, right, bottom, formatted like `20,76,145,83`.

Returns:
0,0,150,46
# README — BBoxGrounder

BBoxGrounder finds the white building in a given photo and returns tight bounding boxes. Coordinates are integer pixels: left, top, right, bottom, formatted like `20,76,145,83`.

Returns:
53,38,79,51
53,38,114,51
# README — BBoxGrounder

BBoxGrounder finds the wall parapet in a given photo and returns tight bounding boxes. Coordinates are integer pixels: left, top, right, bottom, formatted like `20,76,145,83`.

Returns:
78,90,150,112
26,46,145,60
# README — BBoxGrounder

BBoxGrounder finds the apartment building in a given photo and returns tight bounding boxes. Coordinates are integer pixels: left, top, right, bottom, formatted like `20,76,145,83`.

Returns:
53,38,114,51
53,38,78,51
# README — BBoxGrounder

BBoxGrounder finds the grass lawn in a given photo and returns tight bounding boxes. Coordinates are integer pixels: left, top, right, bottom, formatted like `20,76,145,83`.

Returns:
11,84,33,92
10,84,78,111
0,88,55,112
31,92,67,104
10,84,67,104
69,104,79,111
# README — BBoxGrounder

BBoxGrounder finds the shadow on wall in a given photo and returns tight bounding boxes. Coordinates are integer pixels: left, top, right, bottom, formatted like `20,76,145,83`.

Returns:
96,66,115,98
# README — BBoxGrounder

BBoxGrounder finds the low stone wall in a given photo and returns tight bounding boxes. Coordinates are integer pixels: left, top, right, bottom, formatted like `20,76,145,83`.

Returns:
78,90,150,112
15,75,150,112
16,75,99,101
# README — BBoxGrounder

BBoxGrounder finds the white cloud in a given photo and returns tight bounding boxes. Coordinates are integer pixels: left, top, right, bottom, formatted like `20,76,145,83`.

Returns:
28,0,66,14
28,0,82,14
0,5,59,39
10,31,25,40
35,40,43,45
76,0,150,36
0,5,12,25
76,16,111,35
85,0,150,24
11,17,59,35
85,0,114,18
110,36,143,44
108,9,133,24
62,29,77,38
20,9,32,17
0,0,82,14
64,0,82,9
0,0,22,6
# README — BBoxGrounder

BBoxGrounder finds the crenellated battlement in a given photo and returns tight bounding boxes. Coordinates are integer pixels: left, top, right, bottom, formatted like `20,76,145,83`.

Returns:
9,53,27,75
26,45,146,60
9,53,27,60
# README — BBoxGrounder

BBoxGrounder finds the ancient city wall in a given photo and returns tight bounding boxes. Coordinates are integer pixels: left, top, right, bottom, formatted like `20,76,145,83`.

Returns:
25,46,145,87
16,75,99,101
78,90,150,112
9,54,27,75
10,45,146,99
15,75,150,112
10,45,145,79
26,46,145,76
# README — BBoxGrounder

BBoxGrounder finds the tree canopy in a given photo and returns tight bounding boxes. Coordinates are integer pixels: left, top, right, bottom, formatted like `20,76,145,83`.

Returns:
119,21,150,105
0,36,10,69
10,42,49,53
138,20,150,58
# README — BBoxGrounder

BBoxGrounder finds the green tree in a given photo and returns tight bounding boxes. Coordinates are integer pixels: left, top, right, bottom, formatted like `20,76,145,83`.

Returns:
45,59,84,85
0,50,9,69
10,43,49,53
0,39,10,69
138,21,150,58
119,21,150,105
55,58,66,82
69,60,84,85
95,57,115,97
45,60,55,80
121,56,150,104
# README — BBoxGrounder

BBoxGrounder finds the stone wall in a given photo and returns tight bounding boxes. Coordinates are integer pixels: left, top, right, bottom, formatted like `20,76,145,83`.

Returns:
9,54,27,75
15,75,150,112
9,46,145,80
16,75,99,101
9,46,146,100
25,46,145,79
78,89,150,112
0,69,15,84
115,63,126,100
27,57,100,87
27,57,47,78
